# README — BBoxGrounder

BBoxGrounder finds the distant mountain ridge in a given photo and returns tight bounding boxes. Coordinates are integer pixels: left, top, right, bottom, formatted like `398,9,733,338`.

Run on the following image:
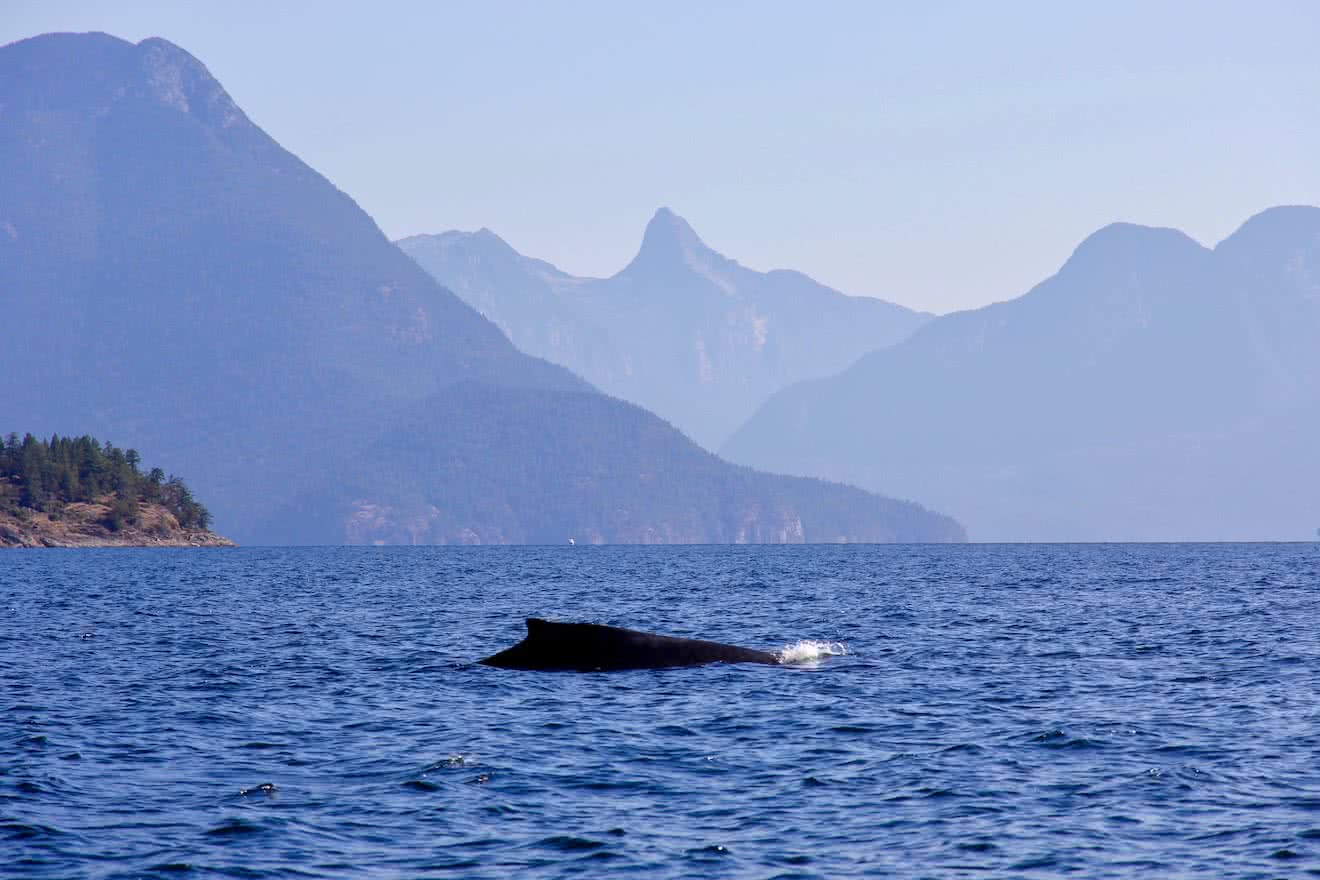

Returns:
722,206,1320,541
398,209,930,448
0,31,964,545
266,383,965,544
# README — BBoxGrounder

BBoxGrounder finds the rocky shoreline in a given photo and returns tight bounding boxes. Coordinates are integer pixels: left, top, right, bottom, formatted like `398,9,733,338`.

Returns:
0,502,234,548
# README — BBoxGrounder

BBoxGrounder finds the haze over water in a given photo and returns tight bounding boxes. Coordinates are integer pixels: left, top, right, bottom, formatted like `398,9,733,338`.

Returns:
5,544,1319,878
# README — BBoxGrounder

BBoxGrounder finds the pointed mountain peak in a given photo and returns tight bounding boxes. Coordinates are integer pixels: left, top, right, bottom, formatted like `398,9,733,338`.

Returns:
625,207,724,274
646,206,699,237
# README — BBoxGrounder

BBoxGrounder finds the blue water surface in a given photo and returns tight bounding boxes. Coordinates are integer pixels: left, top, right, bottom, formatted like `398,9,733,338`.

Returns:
2,544,1319,878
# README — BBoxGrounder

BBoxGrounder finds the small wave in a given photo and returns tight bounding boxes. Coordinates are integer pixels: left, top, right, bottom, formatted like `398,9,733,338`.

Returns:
401,779,440,792
1,821,65,841
537,835,606,852
205,818,264,836
778,640,848,665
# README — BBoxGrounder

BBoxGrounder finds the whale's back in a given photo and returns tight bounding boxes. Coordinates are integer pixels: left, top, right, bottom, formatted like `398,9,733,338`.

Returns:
479,618,781,672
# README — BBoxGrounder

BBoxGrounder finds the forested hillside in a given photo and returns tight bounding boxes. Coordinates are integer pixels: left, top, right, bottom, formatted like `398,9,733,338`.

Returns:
260,384,965,544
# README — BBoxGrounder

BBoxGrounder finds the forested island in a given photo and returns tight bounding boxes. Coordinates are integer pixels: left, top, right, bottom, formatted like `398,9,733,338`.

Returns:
0,433,232,547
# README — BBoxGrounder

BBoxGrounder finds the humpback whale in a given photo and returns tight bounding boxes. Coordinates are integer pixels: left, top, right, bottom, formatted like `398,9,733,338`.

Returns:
479,618,782,672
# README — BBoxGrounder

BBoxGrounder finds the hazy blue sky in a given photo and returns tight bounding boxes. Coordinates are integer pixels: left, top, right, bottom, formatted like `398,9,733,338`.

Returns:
5,1,1319,312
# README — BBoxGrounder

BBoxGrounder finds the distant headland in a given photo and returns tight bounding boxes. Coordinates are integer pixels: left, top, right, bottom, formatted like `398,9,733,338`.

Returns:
0,433,233,548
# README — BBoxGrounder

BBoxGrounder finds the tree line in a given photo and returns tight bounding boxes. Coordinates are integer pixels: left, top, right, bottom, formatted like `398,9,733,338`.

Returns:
0,433,211,531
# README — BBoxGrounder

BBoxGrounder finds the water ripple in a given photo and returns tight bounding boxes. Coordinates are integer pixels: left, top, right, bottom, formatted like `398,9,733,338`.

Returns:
2,543,1319,878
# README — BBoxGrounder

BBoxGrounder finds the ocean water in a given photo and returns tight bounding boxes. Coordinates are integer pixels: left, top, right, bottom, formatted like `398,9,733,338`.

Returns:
2,544,1319,879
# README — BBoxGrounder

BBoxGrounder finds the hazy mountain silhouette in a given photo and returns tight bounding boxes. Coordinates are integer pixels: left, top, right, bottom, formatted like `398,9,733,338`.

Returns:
723,207,1320,541
0,32,963,544
399,209,929,448
264,383,965,544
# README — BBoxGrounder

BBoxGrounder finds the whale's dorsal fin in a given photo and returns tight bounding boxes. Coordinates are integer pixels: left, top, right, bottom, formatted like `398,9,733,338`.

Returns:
525,617,552,634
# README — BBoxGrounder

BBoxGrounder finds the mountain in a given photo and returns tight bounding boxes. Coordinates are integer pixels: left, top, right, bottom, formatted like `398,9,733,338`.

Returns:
398,209,930,449
265,383,965,544
723,208,1320,542
0,32,963,545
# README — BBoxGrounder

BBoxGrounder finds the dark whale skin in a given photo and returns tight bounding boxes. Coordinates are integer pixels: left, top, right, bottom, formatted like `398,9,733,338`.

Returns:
479,618,782,672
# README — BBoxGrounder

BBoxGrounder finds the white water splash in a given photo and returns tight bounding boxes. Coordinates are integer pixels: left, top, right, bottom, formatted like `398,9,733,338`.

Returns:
777,640,848,666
